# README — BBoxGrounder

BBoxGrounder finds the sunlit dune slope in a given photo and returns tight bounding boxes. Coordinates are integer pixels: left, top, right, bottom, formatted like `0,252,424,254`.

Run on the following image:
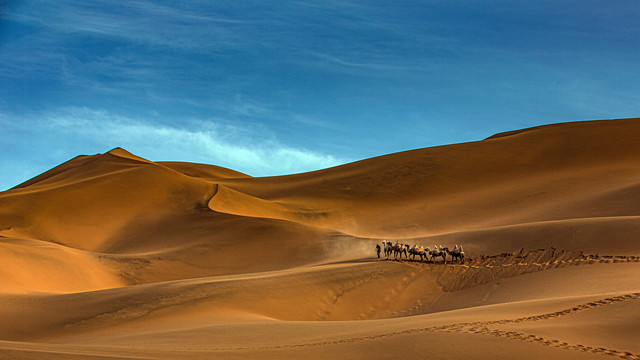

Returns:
210,118,640,253
0,237,126,294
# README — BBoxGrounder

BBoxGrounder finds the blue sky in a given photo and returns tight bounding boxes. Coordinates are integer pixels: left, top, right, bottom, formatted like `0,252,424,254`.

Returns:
1,1,639,190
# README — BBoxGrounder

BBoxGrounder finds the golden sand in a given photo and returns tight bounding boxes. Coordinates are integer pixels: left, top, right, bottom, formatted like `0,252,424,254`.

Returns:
1,118,639,359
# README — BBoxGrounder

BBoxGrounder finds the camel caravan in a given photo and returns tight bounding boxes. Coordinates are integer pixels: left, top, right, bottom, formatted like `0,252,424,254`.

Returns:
376,240,465,264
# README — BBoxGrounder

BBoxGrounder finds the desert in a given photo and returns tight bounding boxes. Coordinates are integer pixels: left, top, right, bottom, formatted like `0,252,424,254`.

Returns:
1,118,640,359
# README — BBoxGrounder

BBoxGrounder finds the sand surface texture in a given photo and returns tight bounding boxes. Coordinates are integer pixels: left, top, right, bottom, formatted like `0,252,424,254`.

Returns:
1,119,639,359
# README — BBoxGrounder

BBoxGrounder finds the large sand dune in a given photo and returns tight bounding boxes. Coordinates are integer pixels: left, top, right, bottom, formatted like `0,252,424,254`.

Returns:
1,118,639,359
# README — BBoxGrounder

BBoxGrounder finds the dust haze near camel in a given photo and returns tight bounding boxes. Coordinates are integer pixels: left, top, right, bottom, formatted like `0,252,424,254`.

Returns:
1,118,640,359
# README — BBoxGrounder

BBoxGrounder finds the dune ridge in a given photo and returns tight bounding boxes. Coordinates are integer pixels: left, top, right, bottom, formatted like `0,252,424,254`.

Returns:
1,118,639,359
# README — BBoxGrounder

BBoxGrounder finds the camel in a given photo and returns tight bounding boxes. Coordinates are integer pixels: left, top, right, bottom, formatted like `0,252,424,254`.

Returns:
446,245,465,263
428,245,447,264
408,244,427,262
381,240,394,259
393,242,409,260
402,244,411,259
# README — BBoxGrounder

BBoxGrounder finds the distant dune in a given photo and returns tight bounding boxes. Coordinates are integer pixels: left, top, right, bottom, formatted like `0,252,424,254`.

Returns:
1,118,639,359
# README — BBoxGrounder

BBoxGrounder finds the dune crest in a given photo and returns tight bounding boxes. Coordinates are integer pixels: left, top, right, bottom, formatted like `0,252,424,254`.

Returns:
208,184,328,223
159,161,251,179
106,147,153,163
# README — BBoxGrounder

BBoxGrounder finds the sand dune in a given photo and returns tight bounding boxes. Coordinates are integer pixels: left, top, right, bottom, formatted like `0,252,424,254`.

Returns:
1,119,640,359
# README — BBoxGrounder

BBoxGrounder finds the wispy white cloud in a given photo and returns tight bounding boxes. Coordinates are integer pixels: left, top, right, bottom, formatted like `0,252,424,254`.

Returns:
307,51,412,72
3,1,248,51
40,107,347,177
